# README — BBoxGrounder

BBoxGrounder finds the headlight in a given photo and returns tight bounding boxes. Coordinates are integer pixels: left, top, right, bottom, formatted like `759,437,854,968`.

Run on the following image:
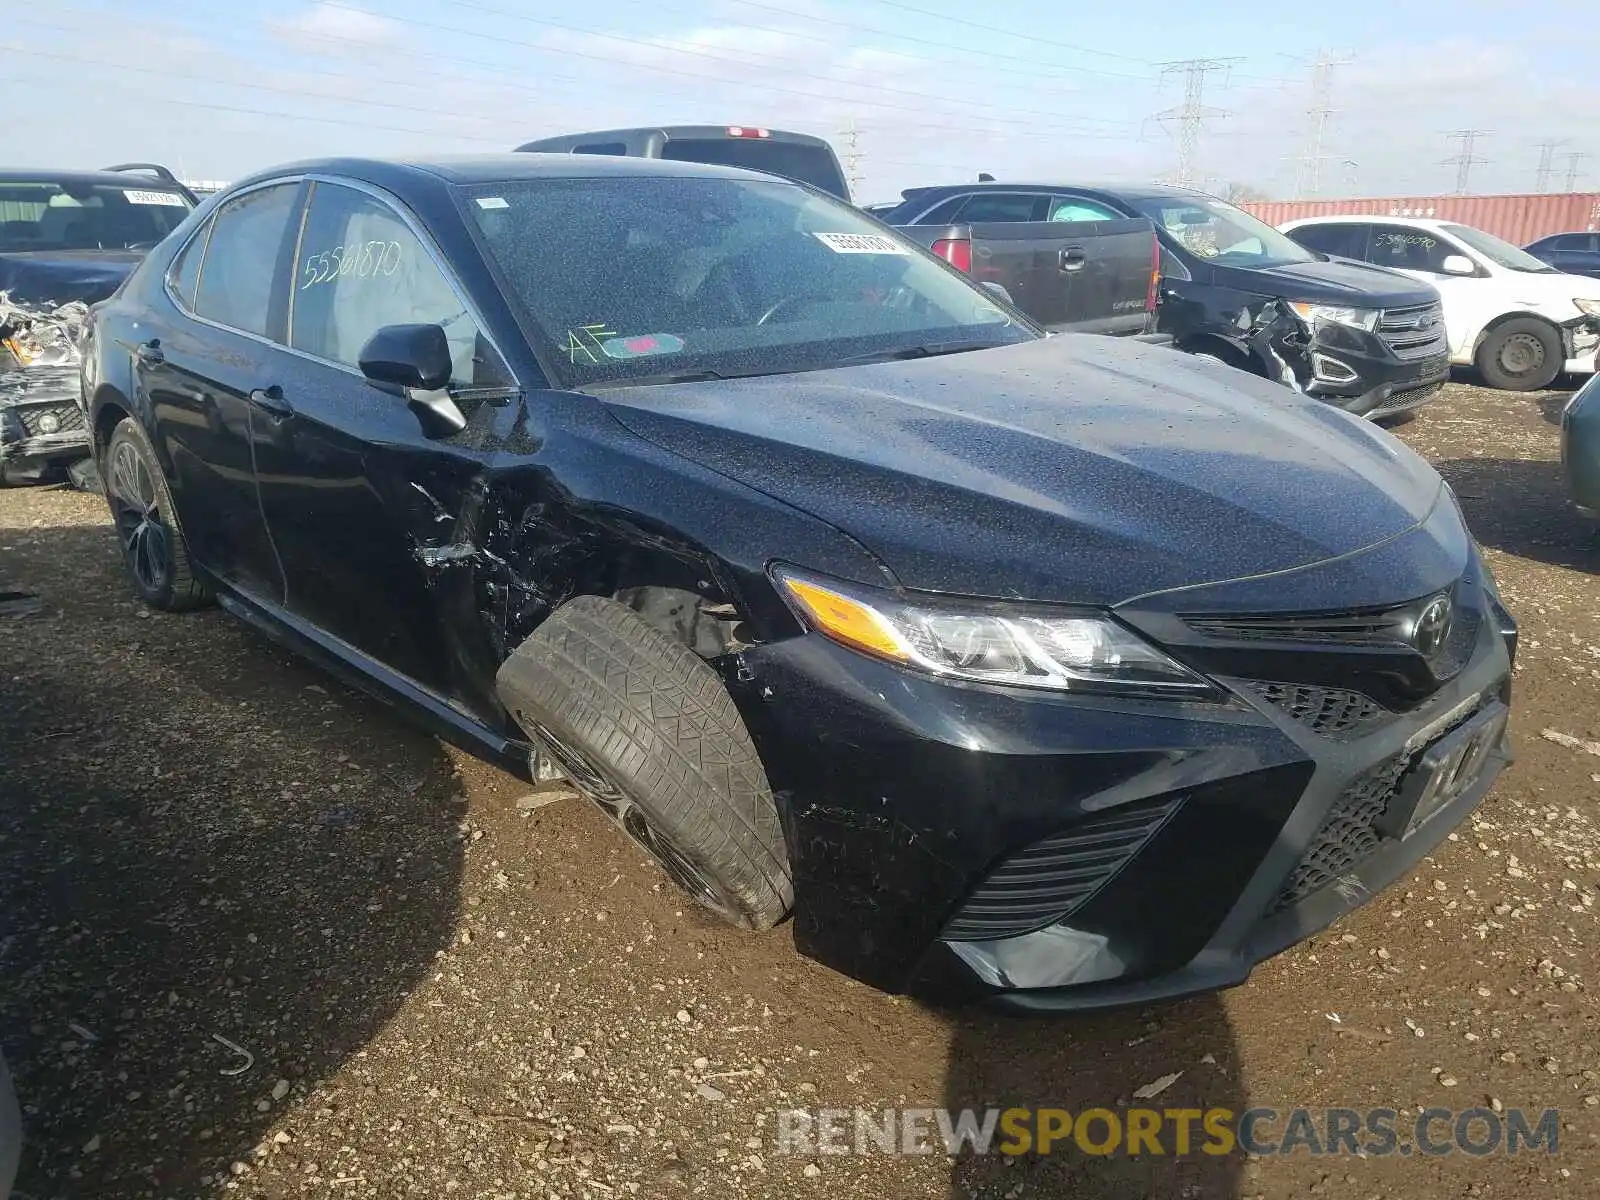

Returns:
774,568,1217,697
36,411,61,434
1573,298,1600,317
1287,302,1380,333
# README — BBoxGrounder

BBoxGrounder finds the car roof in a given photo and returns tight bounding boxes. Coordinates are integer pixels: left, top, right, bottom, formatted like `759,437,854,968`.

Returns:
227,153,802,194
518,126,834,147
1282,215,1457,230
894,180,1223,205
0,166,192,191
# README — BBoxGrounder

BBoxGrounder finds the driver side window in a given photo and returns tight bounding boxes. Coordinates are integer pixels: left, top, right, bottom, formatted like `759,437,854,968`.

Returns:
289,182,510,388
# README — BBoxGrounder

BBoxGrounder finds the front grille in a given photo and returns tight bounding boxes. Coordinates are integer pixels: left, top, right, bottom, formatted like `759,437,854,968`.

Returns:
943,796,1181,941
1185,606,1413,646
1368,383,1443,419
1379,303,1448,360
1270,752,1411,913
17,403,84,436
1238,681,1388,739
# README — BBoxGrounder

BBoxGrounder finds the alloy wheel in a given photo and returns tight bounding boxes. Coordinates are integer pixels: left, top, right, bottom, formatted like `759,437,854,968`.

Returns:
107,440,170,594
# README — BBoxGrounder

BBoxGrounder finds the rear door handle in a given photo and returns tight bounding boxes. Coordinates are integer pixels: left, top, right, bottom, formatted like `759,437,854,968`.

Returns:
134,339,164,366
249,385,294,418
1058,247,1087,271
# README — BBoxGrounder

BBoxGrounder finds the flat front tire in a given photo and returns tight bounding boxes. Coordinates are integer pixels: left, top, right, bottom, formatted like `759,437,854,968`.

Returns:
496,596,792,930
103,417,211,611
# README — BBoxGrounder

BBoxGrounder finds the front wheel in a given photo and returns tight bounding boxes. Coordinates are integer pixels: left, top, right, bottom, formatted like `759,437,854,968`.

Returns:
496,596,792,930
102,417,211,611
1476,318,1563,392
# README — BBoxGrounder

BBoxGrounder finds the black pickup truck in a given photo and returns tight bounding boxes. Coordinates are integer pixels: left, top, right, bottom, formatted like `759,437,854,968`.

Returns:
886,182,1451,419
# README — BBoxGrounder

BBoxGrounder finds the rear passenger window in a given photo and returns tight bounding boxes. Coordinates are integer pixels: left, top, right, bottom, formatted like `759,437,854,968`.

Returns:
916,196,969,225
192,184,300,337
168,221,209,310
955,194,1046,222
1049,199,1119,222
289,182,509,388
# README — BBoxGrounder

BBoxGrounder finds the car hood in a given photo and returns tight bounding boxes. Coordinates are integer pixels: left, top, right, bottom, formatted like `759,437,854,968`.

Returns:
1216,256,1440,307
597,335,1453,607
0,249,142,306
1485,266,1600,308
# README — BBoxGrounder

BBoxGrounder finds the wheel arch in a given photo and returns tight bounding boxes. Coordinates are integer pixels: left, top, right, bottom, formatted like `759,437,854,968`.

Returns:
1469,309,1562,359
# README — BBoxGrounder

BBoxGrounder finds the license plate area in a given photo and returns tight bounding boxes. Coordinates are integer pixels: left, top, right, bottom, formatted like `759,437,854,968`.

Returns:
1376,701,1508,840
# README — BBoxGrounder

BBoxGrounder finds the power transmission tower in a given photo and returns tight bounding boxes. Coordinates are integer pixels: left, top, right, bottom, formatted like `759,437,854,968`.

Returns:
1534,139,1567,192
1293,52,1350,199
839,116,864,194
1442,130,1490,195
1153,58,1239,187
1562,152,1587,192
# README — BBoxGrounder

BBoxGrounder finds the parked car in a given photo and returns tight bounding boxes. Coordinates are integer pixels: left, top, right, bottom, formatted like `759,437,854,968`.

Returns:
82,153,1517,1010
1526,231,1600,280
1563,372,1600,521
0,164,195,305
1283,216,1600,392
893,200,1160,336
887,183,1449,419
514,125,850,200
1,295,91,485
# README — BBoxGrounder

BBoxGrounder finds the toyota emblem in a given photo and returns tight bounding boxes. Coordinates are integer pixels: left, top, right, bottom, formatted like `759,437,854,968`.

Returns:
1413,593,1454,657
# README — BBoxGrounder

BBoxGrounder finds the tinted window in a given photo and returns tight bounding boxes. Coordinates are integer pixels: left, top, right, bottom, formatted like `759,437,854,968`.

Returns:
956,193,1046,222
916,196,969,225
1289,223,1368,259
1049,198,1120,222
465,177,1030,389
289,183,506,388
168,222,208,309
657,139,849,199
1368,225,1456,273
574,143,628,155
192,184,299,337
0,179,191,252
1129,194,1314,268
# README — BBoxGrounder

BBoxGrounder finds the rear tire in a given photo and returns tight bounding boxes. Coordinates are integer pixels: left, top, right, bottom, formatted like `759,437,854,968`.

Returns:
496,596,792,930
1476,318,1562,392
103,417,211,611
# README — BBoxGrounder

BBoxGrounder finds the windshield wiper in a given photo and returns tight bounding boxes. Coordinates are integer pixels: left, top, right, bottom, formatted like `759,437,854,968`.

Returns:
832,338,1011,368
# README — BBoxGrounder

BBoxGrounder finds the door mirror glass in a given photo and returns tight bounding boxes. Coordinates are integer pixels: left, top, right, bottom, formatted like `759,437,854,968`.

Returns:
358,323,453,391
1440,254,1476,277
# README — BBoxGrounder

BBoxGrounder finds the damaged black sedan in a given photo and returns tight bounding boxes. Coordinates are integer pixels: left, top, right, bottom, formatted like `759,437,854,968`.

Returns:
81,156,1516,1010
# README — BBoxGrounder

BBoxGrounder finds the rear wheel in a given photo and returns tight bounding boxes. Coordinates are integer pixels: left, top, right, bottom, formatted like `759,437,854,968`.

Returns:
496,596,792,930
1476,318,1562,392
103,417,211,611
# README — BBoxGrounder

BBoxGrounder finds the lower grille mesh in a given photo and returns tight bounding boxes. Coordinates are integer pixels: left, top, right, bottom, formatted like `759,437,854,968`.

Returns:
943,797,1181,942
1240,681,1388,739
1270,752,1411,913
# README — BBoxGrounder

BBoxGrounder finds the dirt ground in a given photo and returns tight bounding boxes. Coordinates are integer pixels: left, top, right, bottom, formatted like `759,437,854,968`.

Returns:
2,379,1597,1200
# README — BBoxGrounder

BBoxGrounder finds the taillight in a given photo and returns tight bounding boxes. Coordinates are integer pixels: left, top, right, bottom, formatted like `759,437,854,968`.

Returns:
1147,235,1161,313
727,126,771,139
932,237,972,273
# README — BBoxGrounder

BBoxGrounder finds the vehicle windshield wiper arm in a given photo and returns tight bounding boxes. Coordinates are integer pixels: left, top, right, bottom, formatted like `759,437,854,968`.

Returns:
832,338,1009,368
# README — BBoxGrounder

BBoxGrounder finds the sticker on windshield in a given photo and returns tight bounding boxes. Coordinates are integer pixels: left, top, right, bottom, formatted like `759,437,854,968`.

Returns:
475,196,510,210
812,232,909,255
123,189,187,207
600,333,685,360
564,323,619,364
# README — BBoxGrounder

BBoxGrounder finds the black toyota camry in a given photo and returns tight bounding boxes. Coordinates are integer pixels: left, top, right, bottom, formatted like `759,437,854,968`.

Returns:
78,155,1516,1010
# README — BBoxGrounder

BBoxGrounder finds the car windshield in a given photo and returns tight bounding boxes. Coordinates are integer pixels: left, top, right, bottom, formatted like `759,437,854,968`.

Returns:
1441,223,1557,273
0,180,191,253
464,176,1033,389
1129,193,1315,268
657,139,850,200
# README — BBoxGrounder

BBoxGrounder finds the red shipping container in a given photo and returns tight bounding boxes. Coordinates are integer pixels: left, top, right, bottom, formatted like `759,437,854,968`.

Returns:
1243,193,1600,246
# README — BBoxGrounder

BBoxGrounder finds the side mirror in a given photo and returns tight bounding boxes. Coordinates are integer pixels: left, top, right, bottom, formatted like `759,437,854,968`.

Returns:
980,280,1015,306
358,323,453,392
1439,254,1476,277
357,323,465,437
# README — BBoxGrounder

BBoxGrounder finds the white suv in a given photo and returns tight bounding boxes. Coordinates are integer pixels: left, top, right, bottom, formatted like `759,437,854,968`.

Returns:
1281,215,1600,391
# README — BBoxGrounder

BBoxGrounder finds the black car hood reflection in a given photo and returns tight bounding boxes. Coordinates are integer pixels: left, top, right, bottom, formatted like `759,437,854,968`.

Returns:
597,334,1450,606
1217,256,1440,307
0,249,143,306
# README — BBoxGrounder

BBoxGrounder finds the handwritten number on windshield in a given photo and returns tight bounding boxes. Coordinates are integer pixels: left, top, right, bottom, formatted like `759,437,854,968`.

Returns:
300,240,403,289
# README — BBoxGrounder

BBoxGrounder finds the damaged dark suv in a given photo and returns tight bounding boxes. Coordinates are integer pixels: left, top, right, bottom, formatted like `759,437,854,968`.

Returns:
81,155,1517,1010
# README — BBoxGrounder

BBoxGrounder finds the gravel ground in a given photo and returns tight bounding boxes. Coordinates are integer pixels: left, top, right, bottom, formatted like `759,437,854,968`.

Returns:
2,379,1597,1200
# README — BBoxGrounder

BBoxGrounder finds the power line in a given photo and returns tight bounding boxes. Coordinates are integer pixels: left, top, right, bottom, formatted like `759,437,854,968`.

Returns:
1442,129,1490,195
1153,58,1238,187
1533,139,1568,192
1292,51,1350,199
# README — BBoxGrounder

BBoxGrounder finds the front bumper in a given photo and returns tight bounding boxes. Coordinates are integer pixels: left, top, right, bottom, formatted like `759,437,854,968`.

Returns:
1562,374,1600,516
725,562,1514,1009
1,364,91,479
1562,316,1600,373
1300,334,1450,421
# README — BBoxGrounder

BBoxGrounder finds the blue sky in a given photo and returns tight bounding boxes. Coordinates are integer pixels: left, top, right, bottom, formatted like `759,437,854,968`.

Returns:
4,0,1593,202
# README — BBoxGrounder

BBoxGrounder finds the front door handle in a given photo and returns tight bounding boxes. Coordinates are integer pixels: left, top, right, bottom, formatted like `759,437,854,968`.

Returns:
134,339,164,366
249,385,294,418
1058,247,1088,272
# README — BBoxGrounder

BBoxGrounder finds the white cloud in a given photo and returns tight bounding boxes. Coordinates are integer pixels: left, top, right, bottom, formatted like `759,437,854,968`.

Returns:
277,3,406,51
